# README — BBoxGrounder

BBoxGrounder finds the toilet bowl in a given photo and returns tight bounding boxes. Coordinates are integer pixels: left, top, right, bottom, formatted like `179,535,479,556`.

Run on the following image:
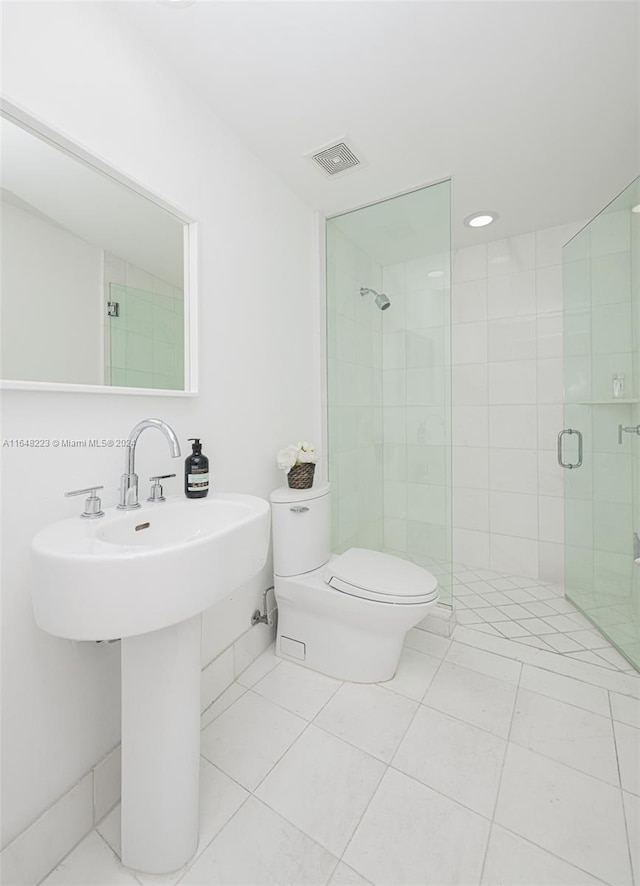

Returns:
270,482,439,683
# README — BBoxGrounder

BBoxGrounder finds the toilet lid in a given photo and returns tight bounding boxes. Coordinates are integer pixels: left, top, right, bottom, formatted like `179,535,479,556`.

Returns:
324,548,439,605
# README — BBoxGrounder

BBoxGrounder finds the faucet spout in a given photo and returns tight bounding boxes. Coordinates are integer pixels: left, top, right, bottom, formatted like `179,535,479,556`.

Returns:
119,419,182,510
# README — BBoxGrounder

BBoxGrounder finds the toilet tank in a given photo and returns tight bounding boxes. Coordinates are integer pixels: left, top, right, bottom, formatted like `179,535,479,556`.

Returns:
270,482,331,577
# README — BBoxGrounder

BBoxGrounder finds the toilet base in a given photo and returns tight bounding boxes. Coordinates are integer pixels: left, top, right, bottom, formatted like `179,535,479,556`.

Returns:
276,601,404,683
273,561,439,683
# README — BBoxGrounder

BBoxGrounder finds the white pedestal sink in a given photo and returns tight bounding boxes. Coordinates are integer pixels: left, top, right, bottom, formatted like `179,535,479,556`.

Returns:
31,494,270,874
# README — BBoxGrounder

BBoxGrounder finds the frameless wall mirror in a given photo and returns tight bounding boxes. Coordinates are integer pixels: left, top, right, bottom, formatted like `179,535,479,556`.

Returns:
0,100,198,394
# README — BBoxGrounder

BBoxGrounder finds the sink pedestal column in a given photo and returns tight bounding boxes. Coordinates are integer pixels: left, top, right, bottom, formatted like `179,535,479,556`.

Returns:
121,614,201,874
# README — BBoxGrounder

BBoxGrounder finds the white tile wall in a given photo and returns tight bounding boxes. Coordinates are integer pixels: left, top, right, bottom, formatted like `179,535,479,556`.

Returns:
380,254,452,584
452,222,583,579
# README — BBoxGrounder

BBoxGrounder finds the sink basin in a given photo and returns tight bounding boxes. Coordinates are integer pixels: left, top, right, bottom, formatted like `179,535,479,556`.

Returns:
31,493,271,641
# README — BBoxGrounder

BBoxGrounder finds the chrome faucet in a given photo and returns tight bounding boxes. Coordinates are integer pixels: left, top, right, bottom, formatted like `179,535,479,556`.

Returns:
118,419,181,510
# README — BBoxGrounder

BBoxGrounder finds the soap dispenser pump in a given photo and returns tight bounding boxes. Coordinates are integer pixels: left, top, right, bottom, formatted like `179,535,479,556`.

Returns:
184,438,209,499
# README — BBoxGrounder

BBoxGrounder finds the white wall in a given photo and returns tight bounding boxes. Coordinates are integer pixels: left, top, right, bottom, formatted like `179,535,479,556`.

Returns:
1,1,319,848
1,200,103,385
451,221,582,581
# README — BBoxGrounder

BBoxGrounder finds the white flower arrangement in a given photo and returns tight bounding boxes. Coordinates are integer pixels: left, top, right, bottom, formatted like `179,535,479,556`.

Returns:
277,441,319,474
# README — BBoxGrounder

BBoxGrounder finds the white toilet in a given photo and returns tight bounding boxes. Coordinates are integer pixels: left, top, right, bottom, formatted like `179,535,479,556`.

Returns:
270,482,439,683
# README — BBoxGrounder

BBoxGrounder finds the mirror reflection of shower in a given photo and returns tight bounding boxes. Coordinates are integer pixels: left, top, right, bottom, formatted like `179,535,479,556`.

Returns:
360,287,391,311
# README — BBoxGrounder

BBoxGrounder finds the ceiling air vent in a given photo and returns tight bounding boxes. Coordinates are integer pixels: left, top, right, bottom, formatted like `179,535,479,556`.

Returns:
309,140,364,177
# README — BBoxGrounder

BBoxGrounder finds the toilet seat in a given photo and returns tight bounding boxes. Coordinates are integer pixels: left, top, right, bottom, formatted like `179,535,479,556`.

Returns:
324,548,439,605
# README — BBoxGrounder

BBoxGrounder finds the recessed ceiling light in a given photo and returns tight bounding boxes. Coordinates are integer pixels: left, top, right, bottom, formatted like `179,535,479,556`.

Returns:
464,211,498,228
632,204,640,213
427,270,444,278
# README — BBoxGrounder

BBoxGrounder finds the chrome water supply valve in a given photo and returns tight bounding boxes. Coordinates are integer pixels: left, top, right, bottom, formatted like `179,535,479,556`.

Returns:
618,424,640,444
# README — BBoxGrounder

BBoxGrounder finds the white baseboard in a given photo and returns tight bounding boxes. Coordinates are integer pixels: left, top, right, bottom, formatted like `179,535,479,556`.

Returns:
0,745,119,886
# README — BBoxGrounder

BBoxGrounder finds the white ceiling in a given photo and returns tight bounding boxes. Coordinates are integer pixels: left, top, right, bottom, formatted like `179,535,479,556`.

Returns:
114,1,639,247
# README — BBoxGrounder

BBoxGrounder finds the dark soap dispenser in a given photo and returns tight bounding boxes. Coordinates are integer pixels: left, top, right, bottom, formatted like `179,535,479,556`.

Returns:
184,438,209,499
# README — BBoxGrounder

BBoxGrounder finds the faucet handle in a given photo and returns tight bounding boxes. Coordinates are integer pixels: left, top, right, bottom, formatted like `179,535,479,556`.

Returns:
65,485,105,519
147,474,176,503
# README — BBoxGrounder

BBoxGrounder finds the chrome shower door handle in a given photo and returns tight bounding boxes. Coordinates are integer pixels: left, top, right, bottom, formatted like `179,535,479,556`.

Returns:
557,428,583,469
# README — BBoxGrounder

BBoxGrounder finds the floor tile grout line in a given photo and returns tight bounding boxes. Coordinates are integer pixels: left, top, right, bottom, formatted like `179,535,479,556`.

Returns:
89,828,137,884
36,826,120,886
440,650,524,689
205,644,518,790
96,758,255,886
186,690,346,886
498,732,633,798
336,652,451,875
453,564,634,675
199,687,319,845
236,791,343,878
236,654,282,690
383,760,499,826
488,822,616,886
172,792,259,886
418,695,517,743
388,651,449,769
452,627,640,693
620,791,638,886
200,647,283,730
322,857,343,886
198,754,253,795
477,658,523,885
248,674,343,727
244,704,326,794
608,689,637,886
244,676,391,873
185,680,373,886
506,731,624,792
516,678,619,722
200,685,248,731
310,705,417,767
242,669,348,798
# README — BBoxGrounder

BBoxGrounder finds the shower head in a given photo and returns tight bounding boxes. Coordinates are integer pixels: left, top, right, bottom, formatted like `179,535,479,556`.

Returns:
360,287,391,311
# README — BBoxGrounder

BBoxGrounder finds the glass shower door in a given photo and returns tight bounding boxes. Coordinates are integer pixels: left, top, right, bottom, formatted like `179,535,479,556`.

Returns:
561,177,639,670
325,180,452,605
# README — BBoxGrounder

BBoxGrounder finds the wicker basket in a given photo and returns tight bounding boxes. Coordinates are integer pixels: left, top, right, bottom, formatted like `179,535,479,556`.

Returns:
287,463,315,489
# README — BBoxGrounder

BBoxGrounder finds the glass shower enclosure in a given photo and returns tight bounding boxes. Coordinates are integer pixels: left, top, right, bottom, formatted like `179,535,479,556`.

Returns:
325,181,452,607
561,176,640,670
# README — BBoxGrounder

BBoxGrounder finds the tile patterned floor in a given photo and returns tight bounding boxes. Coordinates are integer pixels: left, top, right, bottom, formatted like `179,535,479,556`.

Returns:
453,565,638,673
42,629,640,886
